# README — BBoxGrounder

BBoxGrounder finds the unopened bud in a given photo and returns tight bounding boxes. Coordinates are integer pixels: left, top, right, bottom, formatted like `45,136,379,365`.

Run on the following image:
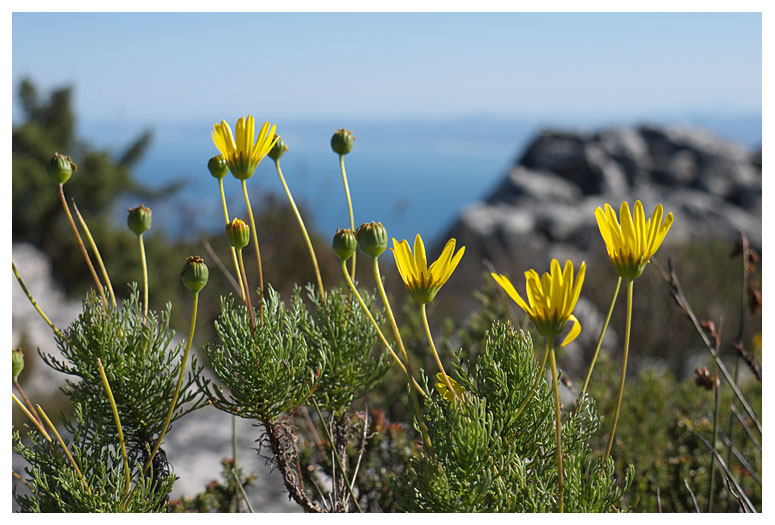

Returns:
12,348,24,383
208,155,229,179
332,228,357,262
127,204,152,235
356,222,388,258
226,218,250,249
268,136,288,161
331,128,355,156
181,256,209,293
47,153,77,185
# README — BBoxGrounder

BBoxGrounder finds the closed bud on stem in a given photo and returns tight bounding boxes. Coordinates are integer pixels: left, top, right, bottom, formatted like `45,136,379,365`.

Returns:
331,128,355,155
268,135,288,161
356,221,388,258
181,256,209,293
332,227,357,262
47,152,77,185
226,218,250,249
12,348,24,383
208,155,229,179
127,204,152,235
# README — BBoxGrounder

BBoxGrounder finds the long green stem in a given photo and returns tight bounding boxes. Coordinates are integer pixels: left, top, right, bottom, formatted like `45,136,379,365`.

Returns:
241,180,264,322
97,358,130,502
58,184,108,308
12,393,51,442
138,233,149,322
579,276,621,402
72,201,117,308
14,380,44,429
232,414,238,469
371,257,433,455
549,344,564,513
311,400,363,513
514,339,551,420
12,262,68,343
604,279,634,462
219,178,246,302
275,159,325,300
341,262,426,398
339,155,356,281
231,466,254,512
37,404,92,495
421,303,457,400
144,291,199,474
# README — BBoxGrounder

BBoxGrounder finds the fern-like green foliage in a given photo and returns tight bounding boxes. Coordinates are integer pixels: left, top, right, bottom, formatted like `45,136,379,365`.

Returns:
39,286,206,450
301,284,390,414
13,404,175,512
395,321,633,512
195,286,323,421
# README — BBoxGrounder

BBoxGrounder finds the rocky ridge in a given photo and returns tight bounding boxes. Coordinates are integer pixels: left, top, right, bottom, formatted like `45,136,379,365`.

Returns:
443,124,761,277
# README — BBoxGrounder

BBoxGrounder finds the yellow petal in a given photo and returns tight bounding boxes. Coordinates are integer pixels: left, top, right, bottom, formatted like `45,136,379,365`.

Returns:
619,201,637,255
568,261,586,312
643,204,663,259
258,123,278,158
212,121,234,156
561,259,574,316
650,212,674,257
254,119,268,150
413,234,428,277
491,273,532,315
245,115,256,152
595,207,616,256
429,238,456,278
550,259,563,312
392,240,414,286
540,272,552,304
441,245,465,285
527,271,548,317
235,117,247,153
560,314,582,347
633,200,647,255
605,203,625,251
397,239,418,277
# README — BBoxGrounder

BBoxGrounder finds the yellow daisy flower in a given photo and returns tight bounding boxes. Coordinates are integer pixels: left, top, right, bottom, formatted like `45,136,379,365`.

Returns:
212,115,278,180
492,259,585,347
595,200,674,281
392,235,465,304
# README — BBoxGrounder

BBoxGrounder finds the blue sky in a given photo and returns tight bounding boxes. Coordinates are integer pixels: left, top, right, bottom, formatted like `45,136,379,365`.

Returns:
12,12,762,123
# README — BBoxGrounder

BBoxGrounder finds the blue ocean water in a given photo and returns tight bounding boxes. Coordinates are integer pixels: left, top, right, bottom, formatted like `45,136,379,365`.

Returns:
79,115,761,247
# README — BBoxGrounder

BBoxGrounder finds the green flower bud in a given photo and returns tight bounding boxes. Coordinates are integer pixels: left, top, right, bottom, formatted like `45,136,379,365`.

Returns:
208,155,229,179
12,348,24,383
127,204,152,235
46,152,77,185
332,228,357,262
181,256,209,293
331,128,355,156
356,221,388,258
268,135,288,161
226,218,250,249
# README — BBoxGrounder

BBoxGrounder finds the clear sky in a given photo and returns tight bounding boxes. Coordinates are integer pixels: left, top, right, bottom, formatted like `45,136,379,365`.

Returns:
12,12,762,123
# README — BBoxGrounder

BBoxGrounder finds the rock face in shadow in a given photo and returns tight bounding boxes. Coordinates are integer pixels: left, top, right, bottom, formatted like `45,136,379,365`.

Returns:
442,124,761,276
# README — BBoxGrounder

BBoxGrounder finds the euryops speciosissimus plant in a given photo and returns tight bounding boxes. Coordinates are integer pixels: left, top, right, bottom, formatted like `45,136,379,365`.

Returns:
14,114,758,514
